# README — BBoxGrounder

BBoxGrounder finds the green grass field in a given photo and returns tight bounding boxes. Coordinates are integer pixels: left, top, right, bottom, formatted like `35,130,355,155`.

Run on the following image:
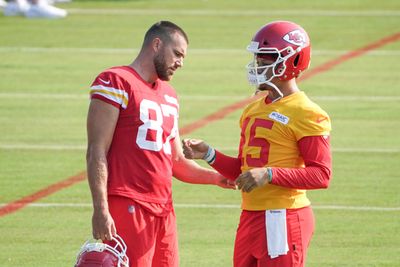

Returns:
1,0,399,266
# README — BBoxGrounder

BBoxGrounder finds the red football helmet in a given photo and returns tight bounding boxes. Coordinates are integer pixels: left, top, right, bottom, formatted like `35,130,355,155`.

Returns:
246,21,311,89
74,235,129,267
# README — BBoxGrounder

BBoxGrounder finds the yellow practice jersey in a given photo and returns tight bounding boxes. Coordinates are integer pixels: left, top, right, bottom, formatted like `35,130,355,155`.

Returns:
239,91,331,210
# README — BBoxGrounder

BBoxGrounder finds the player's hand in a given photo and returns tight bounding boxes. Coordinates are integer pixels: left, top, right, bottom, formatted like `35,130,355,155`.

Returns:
92,208,116,241
235,168,269,193
214,173,237,189
182,138,209,159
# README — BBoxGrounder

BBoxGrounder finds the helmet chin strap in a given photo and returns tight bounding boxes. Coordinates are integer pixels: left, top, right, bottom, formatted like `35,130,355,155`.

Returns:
256,81,283,102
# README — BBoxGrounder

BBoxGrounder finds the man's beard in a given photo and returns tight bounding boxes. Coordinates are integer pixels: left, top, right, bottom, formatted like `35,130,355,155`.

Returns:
154,53,171,81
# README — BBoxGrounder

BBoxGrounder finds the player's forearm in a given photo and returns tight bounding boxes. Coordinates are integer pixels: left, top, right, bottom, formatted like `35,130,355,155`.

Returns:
172,156,220,185
271,135,332,189
209,150,242,181
271,165,331,189
86,149,109,212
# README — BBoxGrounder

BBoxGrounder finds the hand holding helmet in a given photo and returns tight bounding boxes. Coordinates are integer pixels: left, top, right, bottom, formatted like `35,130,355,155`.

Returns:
74,234,129,267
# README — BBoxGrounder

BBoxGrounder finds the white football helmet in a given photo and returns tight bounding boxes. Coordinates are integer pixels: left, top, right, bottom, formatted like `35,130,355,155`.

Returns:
74,235,129,267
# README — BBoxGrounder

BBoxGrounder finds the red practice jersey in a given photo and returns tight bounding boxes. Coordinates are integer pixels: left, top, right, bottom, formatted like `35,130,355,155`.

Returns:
90,66,179,205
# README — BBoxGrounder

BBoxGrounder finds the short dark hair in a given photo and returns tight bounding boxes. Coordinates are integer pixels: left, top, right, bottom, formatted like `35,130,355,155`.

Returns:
143,21,189,46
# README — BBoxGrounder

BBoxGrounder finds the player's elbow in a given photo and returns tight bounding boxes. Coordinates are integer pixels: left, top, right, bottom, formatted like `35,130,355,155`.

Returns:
86,145,98,163
171,153,186,170
319,179,330,189
171,155,189,179
319,167,332,189
86,144,107,165
86,147,93,164
86,147,92,162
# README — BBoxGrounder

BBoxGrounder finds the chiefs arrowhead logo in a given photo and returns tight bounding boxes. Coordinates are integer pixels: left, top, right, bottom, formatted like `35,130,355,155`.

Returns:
283,30,307,46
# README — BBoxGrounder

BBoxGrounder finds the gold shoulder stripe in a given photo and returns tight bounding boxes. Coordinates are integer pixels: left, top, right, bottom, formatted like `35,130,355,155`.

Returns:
90,89,128,108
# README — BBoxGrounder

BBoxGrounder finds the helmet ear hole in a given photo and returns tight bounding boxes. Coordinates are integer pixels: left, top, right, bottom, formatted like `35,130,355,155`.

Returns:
293,54,300,67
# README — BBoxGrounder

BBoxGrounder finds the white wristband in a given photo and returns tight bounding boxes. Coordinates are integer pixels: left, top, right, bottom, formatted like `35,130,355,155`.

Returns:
203,146,216,164
266,167,273,183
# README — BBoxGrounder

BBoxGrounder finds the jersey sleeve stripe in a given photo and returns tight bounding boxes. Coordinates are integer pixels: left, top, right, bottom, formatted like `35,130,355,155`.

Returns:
90,89,128,109
90,85,129,109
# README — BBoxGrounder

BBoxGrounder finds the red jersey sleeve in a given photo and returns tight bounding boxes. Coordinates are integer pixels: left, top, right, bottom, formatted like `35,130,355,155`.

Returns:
210,150,242,181
90,70,129,109
271,135,332,189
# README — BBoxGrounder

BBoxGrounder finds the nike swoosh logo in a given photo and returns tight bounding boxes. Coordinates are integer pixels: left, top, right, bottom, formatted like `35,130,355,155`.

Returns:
99,78,111,85
316,116,328,123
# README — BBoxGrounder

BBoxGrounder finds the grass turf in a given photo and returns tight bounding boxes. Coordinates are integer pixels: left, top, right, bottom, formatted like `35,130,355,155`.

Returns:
0,0,399,266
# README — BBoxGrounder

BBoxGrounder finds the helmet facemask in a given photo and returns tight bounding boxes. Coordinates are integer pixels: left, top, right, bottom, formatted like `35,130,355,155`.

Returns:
75,235,129,267
246,43,300,101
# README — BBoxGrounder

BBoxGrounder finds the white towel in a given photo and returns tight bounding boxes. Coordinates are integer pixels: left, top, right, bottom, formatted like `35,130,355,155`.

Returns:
265,209,289,258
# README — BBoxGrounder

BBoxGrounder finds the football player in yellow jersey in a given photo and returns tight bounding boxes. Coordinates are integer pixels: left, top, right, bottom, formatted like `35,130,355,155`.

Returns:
183,21,332,267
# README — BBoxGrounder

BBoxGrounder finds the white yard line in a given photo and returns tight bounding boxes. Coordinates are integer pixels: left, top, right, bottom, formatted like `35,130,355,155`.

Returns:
0,143,399,153
0,93,246,100
0,93,89,99
216,147,400,153
311,205,400,211
0,47,138,54
332,148,400,153
0,47,399,56
312,96,400,101
1,93,400,102
0,144,86,150
1,202,399,211
66,8,400,17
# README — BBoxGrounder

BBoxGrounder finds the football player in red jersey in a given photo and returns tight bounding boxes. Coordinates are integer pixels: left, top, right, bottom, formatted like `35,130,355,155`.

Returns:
183,21,332,267
86,21,235,267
